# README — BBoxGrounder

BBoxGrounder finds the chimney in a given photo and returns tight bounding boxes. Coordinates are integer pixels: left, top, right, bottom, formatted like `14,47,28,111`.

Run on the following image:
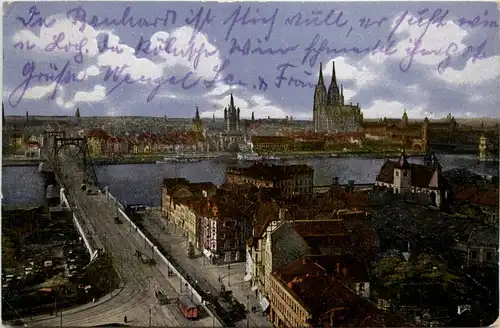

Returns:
202,190,208,198
336,262,340,275
342,267,348,277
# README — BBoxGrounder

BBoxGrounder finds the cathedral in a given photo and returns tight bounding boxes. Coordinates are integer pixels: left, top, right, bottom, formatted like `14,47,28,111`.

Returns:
224,94,241,133
313,61,364,133
219,94,245,151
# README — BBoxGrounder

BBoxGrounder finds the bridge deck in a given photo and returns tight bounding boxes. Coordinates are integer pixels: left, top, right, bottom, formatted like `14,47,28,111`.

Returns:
32,153,220,327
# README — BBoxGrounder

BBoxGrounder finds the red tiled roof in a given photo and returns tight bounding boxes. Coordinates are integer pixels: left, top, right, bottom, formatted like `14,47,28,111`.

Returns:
454,186,499,207
86,128,109,139
376,160,441,189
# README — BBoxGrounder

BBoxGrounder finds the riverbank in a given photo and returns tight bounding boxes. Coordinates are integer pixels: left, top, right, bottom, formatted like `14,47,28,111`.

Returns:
92,152,234,165
261,150,426,160
91,150,427,165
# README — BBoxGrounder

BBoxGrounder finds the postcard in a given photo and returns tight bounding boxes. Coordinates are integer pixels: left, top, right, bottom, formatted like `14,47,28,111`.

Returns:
2,1,499,327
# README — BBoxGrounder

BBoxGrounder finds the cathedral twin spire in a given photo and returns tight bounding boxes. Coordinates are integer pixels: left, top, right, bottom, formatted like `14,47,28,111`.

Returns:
316,61,344,106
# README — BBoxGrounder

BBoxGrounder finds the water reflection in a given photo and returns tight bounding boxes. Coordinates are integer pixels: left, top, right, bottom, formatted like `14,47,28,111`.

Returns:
2,153,497,206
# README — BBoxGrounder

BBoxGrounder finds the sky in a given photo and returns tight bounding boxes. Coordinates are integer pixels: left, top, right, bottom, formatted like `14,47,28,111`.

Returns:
2,1,499,120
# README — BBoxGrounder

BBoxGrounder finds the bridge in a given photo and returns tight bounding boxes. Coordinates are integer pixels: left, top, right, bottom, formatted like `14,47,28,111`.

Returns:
20,131,223,327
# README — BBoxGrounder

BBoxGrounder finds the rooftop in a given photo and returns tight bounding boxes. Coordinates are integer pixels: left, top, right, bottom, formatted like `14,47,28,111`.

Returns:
376,159,449,189
453,185,499,208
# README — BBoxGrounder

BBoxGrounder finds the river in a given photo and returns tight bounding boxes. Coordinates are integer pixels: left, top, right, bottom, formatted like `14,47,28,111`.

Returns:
2,154,497,206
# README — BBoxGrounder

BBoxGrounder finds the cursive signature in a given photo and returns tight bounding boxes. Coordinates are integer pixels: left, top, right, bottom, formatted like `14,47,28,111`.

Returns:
9,60,85,108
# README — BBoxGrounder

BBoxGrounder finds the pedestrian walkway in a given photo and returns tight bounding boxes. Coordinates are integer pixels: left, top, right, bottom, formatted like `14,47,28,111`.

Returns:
143,211,273,328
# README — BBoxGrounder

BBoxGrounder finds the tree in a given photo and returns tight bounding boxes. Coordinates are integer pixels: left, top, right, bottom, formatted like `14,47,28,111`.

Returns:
373,254,461,300
75,108,81,120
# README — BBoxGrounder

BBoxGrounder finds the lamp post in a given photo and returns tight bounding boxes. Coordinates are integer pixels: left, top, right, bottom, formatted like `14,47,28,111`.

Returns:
149,307,152,327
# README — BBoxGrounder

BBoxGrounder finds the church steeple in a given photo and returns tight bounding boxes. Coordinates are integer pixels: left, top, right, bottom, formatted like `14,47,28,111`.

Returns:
401,109,409,129
327,61,340,106
230,93,235,109
318,62,324,86
193,106,203,133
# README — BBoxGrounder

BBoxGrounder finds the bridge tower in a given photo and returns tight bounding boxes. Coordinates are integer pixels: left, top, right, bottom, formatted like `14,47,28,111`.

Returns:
479,134,488,162
43,131,100,191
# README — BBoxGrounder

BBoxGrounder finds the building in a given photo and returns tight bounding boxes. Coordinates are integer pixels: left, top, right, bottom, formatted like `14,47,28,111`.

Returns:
24,140,41,158
262,221,311,296
465,227,499,266
219,94,245,151
251,136,295,153
227,163,314,199
86,128,108,156
374,151,451,208
161,178,217,247
313,61,363,134
268,255,383,328
451,184,499,225
362,112,428,152
246,192,374,313
197,185,259,264
192,106,204,135
291,219,353,256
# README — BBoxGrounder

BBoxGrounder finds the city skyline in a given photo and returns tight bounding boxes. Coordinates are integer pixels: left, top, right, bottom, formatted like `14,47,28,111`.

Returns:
3,1,499,119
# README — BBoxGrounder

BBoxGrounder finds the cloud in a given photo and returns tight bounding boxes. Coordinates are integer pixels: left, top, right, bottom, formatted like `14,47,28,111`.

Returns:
148,26,221,79
22,83,64,100
437,55,500,85
363,100,423,119
12,15,100,61
96,32,162,82
73,85,107,103
323,57,377,89
77,65,101,80
201,93,291,119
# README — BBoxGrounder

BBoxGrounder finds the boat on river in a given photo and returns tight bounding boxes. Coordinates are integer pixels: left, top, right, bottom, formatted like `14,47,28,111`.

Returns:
237,153,263,161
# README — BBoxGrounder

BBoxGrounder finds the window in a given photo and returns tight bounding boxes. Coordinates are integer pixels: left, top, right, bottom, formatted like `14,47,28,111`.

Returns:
486,251,493,261
471,250,478,259
403,171,408,177
395,171,400,177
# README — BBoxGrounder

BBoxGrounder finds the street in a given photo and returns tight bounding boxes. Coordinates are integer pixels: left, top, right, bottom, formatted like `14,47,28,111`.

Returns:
25,155,220,327
140,210,273,328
